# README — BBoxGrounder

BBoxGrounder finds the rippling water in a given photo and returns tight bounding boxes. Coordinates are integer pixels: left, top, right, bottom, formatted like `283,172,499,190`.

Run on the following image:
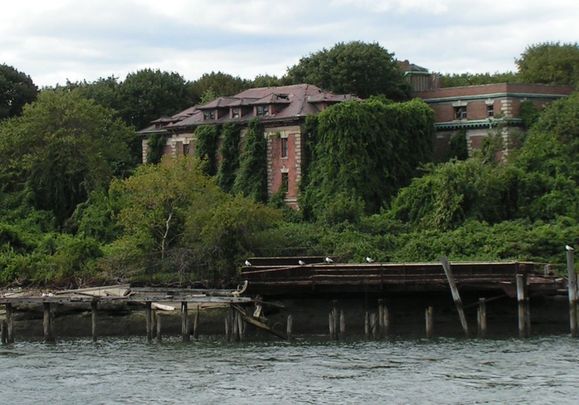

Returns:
1,336,578,404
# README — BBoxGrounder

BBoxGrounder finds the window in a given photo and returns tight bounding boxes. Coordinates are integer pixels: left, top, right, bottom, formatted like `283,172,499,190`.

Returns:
281,137,288,158
203,111,215,120
183,143,190,155
454,106,467,120
280,172,288,193
232,108,240,119
486,104,494,118
256,105,269,117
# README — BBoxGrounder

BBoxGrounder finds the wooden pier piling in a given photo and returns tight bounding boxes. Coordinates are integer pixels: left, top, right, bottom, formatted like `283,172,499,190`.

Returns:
516,274,528,338
364,312,369,338
0,319,6,344
6,303,14,344
156,312,162,343
181,302,189,342
43,302,54,342
328,311,334,339
91,301,98,342
145,302,153,343
377,299,384,338
425,306,434,338
339,309,346,337
193,306,199,340
441,257,469,337
286,314,293,340
382,306,390,337
477,298,487,338
566,248,577,337
370,313,377,339
237,311,244,341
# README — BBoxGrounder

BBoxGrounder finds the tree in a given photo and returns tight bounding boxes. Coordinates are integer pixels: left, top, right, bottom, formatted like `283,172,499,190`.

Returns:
0,90,135,225
0,64,38,120
286,41,410,99
117,69,193,129
516,42,579,86
189,72,249,104
439,72,519,87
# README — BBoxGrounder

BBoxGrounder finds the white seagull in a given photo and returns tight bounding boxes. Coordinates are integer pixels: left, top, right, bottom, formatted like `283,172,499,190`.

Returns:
244,260,252,266
298,260,306,266
365,257,375,263
324,257,334,264
566,245,575,251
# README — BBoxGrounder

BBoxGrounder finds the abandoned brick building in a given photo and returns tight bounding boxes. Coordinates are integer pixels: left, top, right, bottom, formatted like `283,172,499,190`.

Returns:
140,66,573,204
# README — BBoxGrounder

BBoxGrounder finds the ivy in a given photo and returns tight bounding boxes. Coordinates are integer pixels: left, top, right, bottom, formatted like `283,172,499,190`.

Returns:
194,125,220,176
301,98,434,222
147,133,169,164
217,123,241,192
233,119,267,203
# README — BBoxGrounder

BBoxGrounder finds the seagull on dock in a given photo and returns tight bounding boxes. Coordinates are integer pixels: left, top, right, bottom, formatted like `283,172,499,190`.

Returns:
365,257,374,263
244,260,252,267
566,245,575,251
298,260,306,266
324,257,334,264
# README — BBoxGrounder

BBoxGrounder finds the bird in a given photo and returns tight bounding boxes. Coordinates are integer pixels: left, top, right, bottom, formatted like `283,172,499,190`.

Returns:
566,245,575,251
244,260,252,267
298,260,306,266
365,257,374,263
324,257,334,264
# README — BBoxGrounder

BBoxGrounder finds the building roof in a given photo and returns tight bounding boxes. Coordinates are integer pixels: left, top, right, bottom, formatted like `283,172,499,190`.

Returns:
139,84,355,134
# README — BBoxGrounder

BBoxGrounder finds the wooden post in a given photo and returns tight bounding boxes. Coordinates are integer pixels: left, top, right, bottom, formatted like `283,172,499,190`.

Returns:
286,314,293,340
232,311,239,342
477,298,487,338
516,274,528,338
383,306,390,337
145,302,153,343
566,248,577,337
193,306,199,340
224,313,230,341
91,300,98,342
377,299,384,338
339,309,346,337
156,311,162,343
6,303,14,344
370,313,377,339
181,302,189,342
43,302,54,343
332,300,339,340
425,306,434,338
237,311,244,341
440,257,469,337
328,311,334,339
0,320,6,344
364,312,369,339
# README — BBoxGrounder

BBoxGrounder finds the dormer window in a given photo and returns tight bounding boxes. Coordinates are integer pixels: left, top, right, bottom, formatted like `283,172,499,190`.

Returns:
454,106,467,120
203,111,215,120
232,108,240,119
256,105,269,117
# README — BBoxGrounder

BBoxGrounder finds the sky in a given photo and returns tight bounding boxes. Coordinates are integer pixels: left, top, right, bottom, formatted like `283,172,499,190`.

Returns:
1,0,578,87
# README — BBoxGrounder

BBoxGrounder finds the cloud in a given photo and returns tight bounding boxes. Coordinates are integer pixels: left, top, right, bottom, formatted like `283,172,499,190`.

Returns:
1,0,578,86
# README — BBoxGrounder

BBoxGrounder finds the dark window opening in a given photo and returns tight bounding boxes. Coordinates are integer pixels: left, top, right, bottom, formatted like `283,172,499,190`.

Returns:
486,104,494,118
256,105,269,117
281,137,288,158
281,172,288,193
232,108,240,119
454,106,467,120
183,143,190,155
203,111,215,120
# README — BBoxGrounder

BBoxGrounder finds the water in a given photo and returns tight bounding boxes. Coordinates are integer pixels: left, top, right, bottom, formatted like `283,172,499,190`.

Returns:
1,336,578,404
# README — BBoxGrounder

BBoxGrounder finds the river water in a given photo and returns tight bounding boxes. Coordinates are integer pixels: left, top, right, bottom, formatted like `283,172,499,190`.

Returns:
1,336,578,404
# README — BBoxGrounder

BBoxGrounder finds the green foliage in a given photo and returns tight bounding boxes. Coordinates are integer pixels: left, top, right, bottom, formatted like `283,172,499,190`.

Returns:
194,125,220,176
117,68,192,129
217,123,241,192
0,64,38,120
302,98,434,220
189,72,249,103
0,90,135,225
516,42,579,87
519,100,540,129
251,74,283,88
286,41,410,99
146,132,169,164
233,119,268,203
439,71,519,87
448,130,468,160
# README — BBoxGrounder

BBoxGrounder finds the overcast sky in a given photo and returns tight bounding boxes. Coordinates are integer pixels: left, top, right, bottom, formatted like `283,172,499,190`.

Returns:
1,0,578,87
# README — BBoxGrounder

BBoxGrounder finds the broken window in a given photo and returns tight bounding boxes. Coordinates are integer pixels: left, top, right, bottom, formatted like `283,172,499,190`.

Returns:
256,105,269,117
203,111,215,120
454,106,467,120
281,137,288,158
486,104,494,118
280,172,288,193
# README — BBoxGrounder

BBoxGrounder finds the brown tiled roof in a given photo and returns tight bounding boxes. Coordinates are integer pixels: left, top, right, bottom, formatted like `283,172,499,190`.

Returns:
139,84,355,134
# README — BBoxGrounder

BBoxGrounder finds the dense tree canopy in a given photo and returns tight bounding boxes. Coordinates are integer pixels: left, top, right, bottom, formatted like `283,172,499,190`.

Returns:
516,42,579,87
439,72,519,87
0,64,38,120
117,69,193,129
286,41,410,99
0,90,135,225
189,72,250,104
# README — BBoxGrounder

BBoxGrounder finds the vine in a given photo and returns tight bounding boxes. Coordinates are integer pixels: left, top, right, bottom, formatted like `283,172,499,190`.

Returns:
194,125,220,176
146,133,169,164
217,123,241,192
233,119,267,203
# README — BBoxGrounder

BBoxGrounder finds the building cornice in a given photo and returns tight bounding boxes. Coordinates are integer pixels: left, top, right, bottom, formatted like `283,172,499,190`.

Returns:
434,117,522,130
422,92,568,104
